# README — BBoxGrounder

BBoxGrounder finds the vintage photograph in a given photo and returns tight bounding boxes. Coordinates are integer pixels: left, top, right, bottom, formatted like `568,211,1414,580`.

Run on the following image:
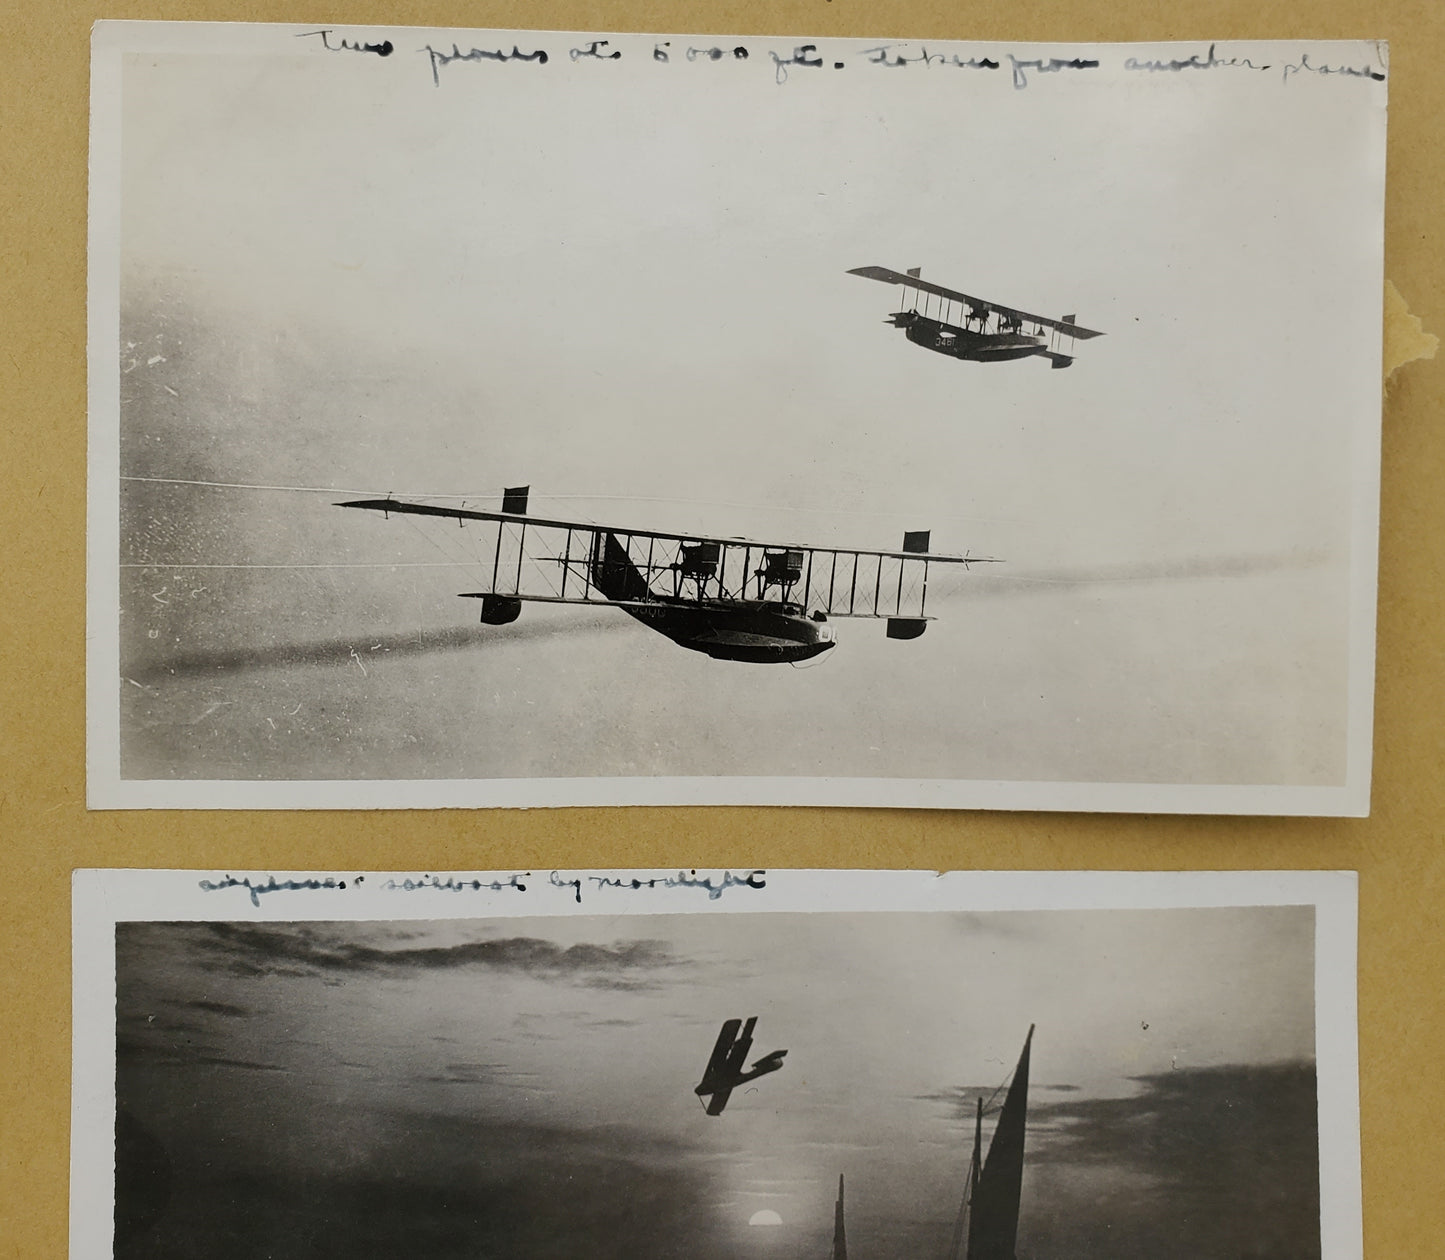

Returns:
72,869,1359,1259
88,26,1387,809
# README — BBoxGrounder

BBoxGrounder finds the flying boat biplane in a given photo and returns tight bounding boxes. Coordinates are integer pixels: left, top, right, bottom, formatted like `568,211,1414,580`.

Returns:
848,266,1104,368
338,487,993,664
693,1016,787,1115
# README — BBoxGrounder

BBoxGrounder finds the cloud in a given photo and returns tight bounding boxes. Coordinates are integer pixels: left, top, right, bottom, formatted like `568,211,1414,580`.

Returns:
916,1082,1031,1120
191,1055,289,1073
1029,1061,1318,1170
185,999,249,1018
916,1062,1322,1258
419,1062,532,1086
1022,1062,1321,1259
963,549,1334,598
128,615,635,683
184,922,681,981
114,1109,734,1260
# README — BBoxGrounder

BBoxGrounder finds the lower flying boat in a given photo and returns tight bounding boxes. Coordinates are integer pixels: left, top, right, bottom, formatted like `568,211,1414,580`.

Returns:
338,487,993,664
693,1016,787,1115
849,266,1104,368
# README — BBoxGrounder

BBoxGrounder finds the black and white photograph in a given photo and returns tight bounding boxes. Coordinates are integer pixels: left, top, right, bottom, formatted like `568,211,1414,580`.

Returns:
71,869,1361,1259
88,26,1388,811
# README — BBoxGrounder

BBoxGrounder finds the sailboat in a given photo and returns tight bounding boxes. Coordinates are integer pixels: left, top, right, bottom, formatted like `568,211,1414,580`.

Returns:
947,1026,1034,1260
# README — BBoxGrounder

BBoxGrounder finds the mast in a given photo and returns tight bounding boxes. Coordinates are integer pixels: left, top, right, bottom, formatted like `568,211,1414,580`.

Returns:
833,1173,848,1260
965,1025,1034,1260
946,1099,984,1260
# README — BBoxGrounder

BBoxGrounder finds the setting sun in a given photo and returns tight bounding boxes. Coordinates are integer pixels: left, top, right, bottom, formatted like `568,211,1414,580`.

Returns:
748,1210,784,1227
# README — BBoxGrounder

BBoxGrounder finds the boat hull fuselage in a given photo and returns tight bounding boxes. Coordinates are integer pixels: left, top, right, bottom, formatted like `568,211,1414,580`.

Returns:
589,529,836,663
896,311,1048,362
622,599,835,663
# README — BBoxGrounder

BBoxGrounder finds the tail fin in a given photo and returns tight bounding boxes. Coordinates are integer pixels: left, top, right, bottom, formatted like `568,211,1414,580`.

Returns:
501,485,530,514
590,532,651,602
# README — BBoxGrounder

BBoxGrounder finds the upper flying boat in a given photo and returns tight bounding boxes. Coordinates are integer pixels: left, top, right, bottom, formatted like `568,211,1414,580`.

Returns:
849,266,1104,368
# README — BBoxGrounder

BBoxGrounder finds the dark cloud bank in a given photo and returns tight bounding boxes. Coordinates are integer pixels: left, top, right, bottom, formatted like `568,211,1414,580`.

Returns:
133,920,677,981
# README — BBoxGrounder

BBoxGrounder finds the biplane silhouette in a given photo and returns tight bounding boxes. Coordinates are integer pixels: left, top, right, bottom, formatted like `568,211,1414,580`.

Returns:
693,1016,787,1115
338,487,992,664
849,266,1104,368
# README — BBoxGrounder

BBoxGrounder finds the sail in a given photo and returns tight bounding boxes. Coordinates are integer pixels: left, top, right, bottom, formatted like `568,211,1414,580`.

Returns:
833,1174,848,1260
966,1026,1033,1260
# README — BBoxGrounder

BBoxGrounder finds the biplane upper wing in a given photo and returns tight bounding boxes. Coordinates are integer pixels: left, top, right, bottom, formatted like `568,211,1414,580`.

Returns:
339,497,983,561
723,1016,757,1077
698,1018,743,1094
338,495,995,624
847,265,1105,339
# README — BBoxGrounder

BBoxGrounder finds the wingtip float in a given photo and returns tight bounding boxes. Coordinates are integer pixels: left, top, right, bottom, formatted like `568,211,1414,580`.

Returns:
848,265,1104,369
339,487,998,665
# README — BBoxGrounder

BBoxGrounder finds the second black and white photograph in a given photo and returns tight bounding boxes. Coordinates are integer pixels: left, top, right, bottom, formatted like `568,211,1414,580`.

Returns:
73,869,1359,1259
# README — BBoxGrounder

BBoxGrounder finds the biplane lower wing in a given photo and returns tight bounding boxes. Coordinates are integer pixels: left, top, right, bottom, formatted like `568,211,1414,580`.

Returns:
847,265,1104,340
339,491,995,661
703,1087,734,1116
696,1016,749,1114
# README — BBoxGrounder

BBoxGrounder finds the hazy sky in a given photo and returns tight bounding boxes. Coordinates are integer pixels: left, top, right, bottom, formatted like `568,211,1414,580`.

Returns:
103,30,1384,793
116,905,1319,1259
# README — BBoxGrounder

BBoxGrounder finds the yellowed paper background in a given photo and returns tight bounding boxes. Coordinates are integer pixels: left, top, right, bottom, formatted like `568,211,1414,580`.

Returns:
3,3,1441,1255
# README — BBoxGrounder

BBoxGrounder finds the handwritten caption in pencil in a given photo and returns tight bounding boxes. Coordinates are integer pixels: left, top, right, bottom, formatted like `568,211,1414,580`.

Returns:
198,869,767,907
294,32,1386,91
